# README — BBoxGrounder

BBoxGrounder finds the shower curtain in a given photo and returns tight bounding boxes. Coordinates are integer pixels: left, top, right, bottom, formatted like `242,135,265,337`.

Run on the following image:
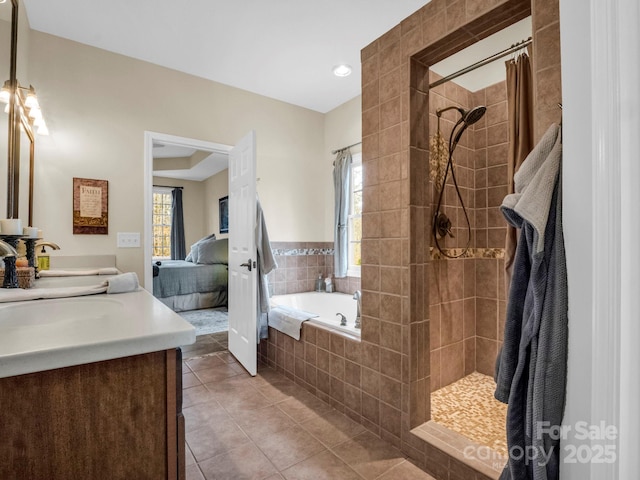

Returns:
333,148,352,278
504,52,533,290
170,187,186,260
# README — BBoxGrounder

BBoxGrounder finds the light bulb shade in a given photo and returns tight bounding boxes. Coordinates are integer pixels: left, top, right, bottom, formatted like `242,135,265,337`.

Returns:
37,123,49,136
28,106,42,120
0,90,9,104
3,103,9,114
24,93,38,109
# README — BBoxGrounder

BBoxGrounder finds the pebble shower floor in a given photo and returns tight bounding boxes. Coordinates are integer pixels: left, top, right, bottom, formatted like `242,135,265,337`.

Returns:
430,372,508,457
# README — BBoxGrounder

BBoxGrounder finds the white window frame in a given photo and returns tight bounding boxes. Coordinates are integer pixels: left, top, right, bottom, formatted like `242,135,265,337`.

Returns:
152,186,173,260
347,152,362,278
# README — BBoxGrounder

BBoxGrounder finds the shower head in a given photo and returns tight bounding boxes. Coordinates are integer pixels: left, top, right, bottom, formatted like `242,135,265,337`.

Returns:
462,106,486,125
436,105,487,125
448,105,487,153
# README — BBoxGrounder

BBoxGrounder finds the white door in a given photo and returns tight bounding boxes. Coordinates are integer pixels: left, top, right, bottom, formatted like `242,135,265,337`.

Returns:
227,131,257,376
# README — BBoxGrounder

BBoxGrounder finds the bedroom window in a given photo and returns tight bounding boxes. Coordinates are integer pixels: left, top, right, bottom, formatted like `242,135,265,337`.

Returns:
348,153,362,277
152,187,173,259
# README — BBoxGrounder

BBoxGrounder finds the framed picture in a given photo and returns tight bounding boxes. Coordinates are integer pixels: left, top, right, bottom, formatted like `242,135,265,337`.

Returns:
73,177,108,234
219,196,229,234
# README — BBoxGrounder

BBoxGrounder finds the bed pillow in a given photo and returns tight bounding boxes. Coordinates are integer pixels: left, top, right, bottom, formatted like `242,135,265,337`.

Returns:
196,238,228,265
185,233,216,263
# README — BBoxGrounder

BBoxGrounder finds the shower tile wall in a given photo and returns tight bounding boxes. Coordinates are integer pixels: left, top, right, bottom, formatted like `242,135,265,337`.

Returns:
267,242,361,295
471,84,509,376
427,78,509,389
428,76,476,391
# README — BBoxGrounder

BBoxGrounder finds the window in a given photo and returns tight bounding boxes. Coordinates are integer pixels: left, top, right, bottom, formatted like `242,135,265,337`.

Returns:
348,153,362,277
152,187,172,259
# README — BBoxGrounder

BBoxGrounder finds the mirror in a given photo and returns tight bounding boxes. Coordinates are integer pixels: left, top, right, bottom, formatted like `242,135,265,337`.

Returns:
17,109,33,226
2,0,35,227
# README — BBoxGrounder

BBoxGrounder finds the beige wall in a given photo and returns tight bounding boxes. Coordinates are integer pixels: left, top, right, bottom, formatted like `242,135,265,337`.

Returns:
203,169,229,239
24,30,338,285
152,176,206,251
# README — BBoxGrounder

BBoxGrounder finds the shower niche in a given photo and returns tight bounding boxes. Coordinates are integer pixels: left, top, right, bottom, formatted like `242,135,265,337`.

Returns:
415,16,533,464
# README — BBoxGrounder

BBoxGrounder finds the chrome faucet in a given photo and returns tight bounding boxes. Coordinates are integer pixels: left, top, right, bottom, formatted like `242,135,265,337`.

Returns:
0,240,18,258
353,290,361,329
35,241,61,251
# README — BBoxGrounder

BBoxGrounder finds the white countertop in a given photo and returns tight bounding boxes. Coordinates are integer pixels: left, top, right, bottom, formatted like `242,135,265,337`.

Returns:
0,274,196,378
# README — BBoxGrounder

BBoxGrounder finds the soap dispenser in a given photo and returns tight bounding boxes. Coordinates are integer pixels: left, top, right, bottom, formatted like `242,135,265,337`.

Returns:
315,273,324,292
37,245,50,271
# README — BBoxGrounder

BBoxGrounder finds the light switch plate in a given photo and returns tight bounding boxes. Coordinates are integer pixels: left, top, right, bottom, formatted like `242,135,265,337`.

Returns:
117,232,140,248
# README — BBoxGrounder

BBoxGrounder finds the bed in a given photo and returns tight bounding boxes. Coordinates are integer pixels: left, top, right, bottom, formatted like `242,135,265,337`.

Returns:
152,236,228,312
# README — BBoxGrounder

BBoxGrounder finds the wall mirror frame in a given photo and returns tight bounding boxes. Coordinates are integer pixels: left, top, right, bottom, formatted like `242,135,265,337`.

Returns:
5,0,35,227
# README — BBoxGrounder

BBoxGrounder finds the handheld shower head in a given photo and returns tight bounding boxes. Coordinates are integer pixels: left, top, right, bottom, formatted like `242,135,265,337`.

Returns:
449,105,487,152
435,105,486,124
462,106,487,125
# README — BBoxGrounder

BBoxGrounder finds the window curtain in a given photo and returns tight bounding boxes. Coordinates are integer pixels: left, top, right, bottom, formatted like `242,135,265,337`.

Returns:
170,188,186,260
333,148,352,278
504,52,534,290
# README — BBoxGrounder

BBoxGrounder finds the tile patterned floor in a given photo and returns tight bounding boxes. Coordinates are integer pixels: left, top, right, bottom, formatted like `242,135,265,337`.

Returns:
430,372,508,457
182,331,229,359
182,346,436,480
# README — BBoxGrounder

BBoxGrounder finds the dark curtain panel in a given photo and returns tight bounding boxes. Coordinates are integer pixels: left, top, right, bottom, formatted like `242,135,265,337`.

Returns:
504,53,534,290
170,188,186,260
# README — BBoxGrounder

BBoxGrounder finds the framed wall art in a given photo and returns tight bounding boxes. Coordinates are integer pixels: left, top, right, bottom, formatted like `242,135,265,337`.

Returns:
73,177,108,234
219,196,229,234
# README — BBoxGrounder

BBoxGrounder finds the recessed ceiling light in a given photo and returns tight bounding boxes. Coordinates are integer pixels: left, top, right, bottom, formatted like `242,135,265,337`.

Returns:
332,64,352,77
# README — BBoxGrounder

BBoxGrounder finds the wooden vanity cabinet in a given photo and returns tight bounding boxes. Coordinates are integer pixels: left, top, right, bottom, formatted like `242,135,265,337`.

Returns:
0,348,185,480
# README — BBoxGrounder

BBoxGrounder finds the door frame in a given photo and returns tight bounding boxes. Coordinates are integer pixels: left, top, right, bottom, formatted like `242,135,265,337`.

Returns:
143,131,232,291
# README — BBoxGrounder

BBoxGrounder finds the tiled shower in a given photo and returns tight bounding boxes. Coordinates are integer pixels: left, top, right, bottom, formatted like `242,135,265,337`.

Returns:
427,76,509,391
425,73,512,460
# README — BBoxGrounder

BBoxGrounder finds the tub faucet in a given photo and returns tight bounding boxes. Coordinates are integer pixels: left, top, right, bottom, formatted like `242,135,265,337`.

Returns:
353,290,361,329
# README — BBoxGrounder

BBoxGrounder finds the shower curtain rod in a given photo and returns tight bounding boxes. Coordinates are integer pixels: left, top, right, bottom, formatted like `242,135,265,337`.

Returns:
331,141,361,155
153,184,183,189
428,37,532,89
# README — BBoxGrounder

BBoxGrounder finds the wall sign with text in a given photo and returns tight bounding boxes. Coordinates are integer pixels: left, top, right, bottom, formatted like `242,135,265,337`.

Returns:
73,177,108,234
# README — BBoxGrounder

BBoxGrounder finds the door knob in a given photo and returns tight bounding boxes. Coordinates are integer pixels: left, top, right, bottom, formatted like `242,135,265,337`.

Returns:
240,259,252,271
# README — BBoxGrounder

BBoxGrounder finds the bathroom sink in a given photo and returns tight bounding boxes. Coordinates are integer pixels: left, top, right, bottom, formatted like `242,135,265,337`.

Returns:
0,297,124,328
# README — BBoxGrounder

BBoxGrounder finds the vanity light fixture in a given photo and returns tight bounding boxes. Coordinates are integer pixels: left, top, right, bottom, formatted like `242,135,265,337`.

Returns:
0,82,48,135
332,64,352,77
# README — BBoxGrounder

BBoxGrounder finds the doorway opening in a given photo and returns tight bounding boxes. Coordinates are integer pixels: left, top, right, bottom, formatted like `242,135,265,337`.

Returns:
143,131,232,357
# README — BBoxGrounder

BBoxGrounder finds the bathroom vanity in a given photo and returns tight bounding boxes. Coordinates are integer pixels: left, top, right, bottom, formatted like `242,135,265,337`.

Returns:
0,272,195,480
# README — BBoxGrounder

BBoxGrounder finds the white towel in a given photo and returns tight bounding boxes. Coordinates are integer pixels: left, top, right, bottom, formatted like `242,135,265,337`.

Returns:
0,272,139,303
0,284,108,303
39,267,120,277
104,272,139,294
267,305,318,340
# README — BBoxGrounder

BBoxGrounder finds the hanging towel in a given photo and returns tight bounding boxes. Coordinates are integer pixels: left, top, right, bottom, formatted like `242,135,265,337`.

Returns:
267,305,318,340
495,124,567,480
256,197,277,341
